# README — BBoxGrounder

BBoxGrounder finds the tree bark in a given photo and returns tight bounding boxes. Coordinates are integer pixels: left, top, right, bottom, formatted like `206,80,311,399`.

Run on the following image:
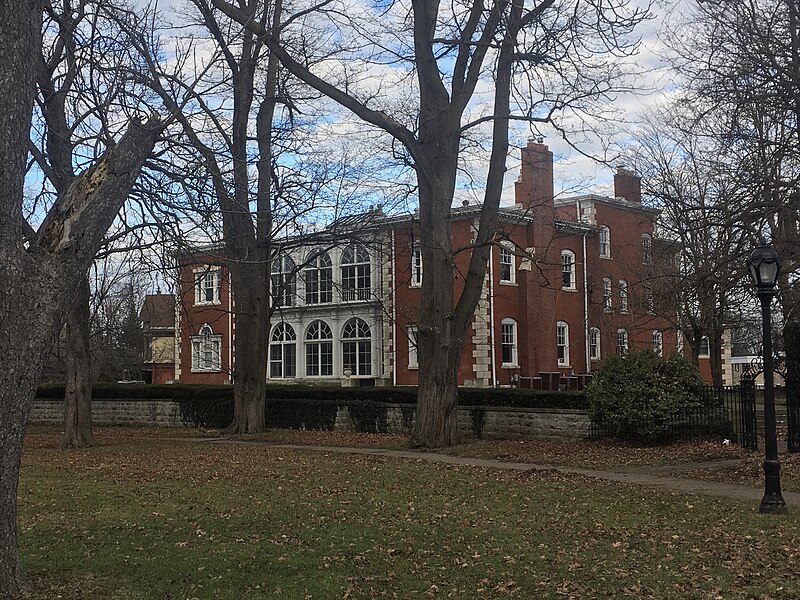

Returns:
62,275,94,448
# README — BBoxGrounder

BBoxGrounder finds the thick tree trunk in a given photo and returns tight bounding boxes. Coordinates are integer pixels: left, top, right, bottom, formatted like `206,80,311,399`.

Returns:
709,328,724,388
229,262,270,433
62,275,94,448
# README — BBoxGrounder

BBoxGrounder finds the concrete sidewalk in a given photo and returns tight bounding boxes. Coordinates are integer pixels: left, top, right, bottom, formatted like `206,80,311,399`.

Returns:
184,437,800,508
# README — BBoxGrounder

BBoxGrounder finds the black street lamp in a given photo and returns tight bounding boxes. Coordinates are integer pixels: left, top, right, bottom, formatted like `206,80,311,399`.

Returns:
746,243,787,514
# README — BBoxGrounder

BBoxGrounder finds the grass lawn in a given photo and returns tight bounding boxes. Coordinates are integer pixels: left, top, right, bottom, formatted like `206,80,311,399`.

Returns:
17,429,800,599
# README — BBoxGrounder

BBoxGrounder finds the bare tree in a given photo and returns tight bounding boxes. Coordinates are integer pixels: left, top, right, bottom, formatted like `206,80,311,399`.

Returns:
0,0,161,592
213,0,647,446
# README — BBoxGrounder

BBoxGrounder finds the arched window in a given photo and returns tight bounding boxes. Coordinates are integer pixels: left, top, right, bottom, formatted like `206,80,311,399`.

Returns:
304,251,333,304
271,254,296,307
618,279,629,312
602,277,612,312
501,318,518,366
562,250,576,290
617,328,629,356
341,244,371,300
599,226,611,258
269,323,296,378
556,321,570,366
194,266,221,305
642,234,652,264
589,327,601,361
652,330,663,357
191,324,222,372
305,320,333,376
342,318,372,376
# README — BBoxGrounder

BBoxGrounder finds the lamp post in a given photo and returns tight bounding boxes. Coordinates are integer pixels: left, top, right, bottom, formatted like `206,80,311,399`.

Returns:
747,244,787,514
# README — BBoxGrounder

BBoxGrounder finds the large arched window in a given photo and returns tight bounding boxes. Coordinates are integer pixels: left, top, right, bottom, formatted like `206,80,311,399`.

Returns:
342,318,372,376
618,279,629,312
341,244,371,300
305,320,333,376
304,251,333,304
617,328,629,356
599,226,611,258
562,250,576,290
191,324,222,372
271,254,296,307
269,323,296,378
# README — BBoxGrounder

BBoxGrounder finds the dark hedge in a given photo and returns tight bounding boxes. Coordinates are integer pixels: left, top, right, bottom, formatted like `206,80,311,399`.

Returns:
37,383,586,409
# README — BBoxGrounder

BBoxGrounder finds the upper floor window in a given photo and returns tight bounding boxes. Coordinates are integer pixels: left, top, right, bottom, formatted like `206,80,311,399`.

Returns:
599,226,611,258
562,250,576,290
642,234,652,264
602,277,612,312
304,251,333,304
619,279,629,313
305,320,333,377
617,328,629,356
652,330,663,357
271,254,296,307
194,267,221,305
341,244,371,301
499,244,515,284
589,327,601,361
342,318,372,376
556,321,570,366
501,318,518,366
411,245,423,287
191,324,221,372
270,323,296,378
645,286,655,314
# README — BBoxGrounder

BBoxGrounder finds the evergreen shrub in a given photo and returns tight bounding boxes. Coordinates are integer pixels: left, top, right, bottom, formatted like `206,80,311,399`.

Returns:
586,351,708,442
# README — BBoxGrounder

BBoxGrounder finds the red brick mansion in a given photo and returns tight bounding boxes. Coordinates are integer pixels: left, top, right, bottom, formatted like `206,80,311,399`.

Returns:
151,141,676,388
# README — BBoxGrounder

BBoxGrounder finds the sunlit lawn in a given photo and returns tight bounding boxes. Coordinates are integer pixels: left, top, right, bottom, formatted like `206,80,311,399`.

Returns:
18,433,800,599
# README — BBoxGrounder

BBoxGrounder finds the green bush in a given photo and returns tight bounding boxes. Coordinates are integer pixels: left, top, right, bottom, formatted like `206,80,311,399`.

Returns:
587,351,707,442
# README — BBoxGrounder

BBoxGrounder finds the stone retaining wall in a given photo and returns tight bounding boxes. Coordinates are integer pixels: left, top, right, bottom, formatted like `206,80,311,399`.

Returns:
31,399,591,440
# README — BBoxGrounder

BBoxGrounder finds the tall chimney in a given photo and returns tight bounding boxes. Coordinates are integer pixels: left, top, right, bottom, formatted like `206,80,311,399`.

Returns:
515,138,554,211
614,166,641,204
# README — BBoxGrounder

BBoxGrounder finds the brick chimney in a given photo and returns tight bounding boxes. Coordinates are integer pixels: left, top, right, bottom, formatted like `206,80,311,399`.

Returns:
614,166,641,204
515,138,554,212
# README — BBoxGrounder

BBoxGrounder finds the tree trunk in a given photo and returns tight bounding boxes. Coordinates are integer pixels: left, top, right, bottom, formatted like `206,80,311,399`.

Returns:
229,261,270,433
62,275,94,448
709,328,724,388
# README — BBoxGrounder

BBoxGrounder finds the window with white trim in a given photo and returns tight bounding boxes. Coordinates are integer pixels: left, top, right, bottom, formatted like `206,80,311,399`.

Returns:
602,277,612,312
699,336,710,357
562,250,576,290
557,321,569,366
342,318,372,376
589,327,601,361
305,320,333,376
411,245,423,287
341,244,371,300
617,328,629,356
194,267,221,305
652,330,663,357
269,323,296,378
619,279,629,313
599,226,611,258
501,319,518,366
271,254,296,307
408,325,419,370
499,244,515,284
642,234,652,264
191,324,222,371
304,251,333,304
